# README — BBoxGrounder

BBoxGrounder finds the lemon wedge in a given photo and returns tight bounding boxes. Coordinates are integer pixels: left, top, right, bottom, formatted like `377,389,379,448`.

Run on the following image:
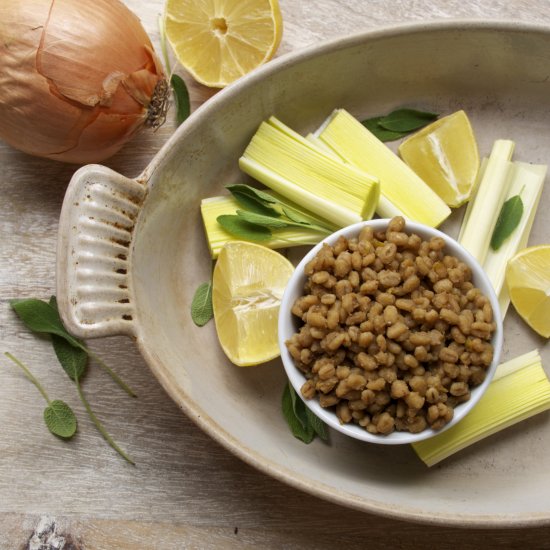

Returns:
212,241,294,366
505,245,550,338
164,0,283,88
398,110,480,207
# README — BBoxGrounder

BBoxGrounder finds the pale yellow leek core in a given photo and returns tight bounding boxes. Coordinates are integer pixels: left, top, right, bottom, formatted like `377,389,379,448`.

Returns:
458,142,547,315
315,109,451,227
412,350,550,466
239,116,380,228
201,194,335,259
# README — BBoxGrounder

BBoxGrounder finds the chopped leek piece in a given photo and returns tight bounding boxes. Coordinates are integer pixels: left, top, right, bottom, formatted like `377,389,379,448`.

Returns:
239,117,380,227
458,140,515,264
201,195,333,258
315,109,451,227
305,133,344,160
412,350,550,467
483,161,547,315
307,131,406,218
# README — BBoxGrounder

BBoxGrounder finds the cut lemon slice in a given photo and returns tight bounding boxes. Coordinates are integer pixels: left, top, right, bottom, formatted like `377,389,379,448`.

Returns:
398,110,480,207
212,241,294,366
505,245,550,338
164,0,283,88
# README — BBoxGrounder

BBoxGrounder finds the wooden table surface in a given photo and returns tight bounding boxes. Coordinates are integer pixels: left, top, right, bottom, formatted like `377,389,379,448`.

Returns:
2,1,550,548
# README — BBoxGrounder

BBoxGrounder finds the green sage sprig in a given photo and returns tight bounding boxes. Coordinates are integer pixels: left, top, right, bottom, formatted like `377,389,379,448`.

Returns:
217,184,333,242
10,297,135,464
282,382,329,444
11,297,136,397
362,108,438,142
4,352,77,439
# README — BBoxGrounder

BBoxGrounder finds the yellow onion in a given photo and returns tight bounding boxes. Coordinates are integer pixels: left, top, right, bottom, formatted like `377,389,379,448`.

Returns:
0,0,167,164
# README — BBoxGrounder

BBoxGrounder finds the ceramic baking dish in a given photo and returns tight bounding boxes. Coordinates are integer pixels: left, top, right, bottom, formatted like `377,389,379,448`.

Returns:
57,21,550,527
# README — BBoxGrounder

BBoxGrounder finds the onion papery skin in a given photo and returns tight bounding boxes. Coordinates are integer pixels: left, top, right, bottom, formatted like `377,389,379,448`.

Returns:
0,0,166,164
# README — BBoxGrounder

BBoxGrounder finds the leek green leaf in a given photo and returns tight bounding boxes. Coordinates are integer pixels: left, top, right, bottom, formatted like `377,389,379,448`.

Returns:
217,215,272,241
44,400,77,439
490,194,524,251
378,108,438,132
191,281,213,326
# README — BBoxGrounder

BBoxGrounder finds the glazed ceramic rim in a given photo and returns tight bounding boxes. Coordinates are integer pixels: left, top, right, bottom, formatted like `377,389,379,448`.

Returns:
131,20,550,526
278,219,503,445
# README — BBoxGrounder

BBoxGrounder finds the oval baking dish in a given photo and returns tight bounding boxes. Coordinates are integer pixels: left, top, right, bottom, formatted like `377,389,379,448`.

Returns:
57,21,550,527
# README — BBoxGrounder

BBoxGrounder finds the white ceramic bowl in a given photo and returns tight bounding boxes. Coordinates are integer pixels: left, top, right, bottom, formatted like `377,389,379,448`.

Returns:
279,219,503,445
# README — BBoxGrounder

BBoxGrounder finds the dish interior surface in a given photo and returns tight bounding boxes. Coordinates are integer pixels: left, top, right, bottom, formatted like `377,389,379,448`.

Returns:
129,24,550,525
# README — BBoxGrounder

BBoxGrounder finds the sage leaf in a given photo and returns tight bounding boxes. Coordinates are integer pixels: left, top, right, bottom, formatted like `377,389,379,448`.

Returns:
217,215,272,241
4,352,77,440
305,407,329,441
43,400,77,439
227,185,280,217
227,184,278,204
287,381,309,430
282,207,313,226
10,298,81,347
171,74,190,126
12,297,137,398
236,210,291,229
52,334,88,381
362,109,438,141
490,194,524,251
191,281,213,326
378,108,438,132
282,382,314,443
362,117,410,142
282,207,332,233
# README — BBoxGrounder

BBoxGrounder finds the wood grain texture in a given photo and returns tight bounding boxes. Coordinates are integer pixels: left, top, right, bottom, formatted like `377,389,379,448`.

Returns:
2,1,550,548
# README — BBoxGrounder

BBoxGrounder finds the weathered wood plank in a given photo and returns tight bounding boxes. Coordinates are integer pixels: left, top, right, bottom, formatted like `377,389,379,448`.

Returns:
2,0,550,547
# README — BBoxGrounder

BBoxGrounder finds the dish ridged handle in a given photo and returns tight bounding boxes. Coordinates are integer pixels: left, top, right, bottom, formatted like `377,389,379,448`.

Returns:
57,165,146,339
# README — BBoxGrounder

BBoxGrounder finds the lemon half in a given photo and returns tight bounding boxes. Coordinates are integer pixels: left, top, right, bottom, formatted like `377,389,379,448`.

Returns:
165,0,283,88
212,241,294,366
505,245,550,338
398,110,480,207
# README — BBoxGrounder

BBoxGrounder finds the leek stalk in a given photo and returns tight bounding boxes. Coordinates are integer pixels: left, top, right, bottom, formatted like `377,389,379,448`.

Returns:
412,350,550,467
315,109,451,227
483,161,547,315
239,117,380,227
458,140,515,263
201,195,334,258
